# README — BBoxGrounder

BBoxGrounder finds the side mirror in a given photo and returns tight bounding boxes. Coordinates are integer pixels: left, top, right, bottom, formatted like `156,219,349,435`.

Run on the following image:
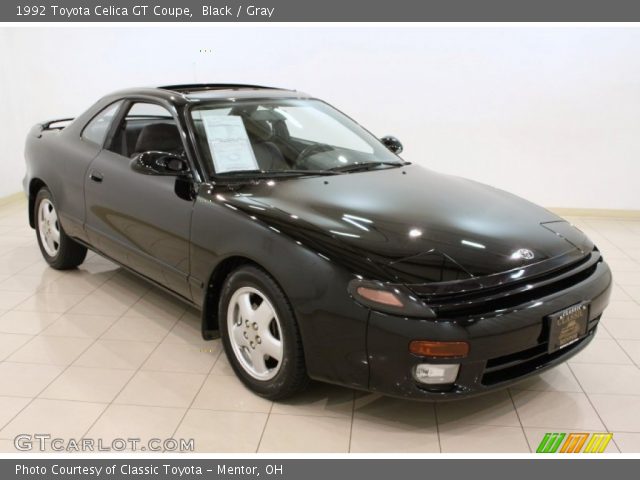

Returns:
132,151,190,176
380,135,403,155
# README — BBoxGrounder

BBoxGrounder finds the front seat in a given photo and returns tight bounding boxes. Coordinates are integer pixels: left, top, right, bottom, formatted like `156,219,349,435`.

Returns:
132,123,184,157
247,120,289,171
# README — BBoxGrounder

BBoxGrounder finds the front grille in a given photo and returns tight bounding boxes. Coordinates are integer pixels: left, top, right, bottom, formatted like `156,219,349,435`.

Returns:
481,324,598,386
415,251,601,317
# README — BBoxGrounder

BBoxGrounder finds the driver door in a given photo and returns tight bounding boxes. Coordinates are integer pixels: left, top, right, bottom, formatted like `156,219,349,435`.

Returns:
84,101,194,299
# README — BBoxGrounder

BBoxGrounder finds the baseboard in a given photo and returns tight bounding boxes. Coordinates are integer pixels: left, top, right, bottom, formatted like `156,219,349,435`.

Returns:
548,207,640,219
0,191,26,207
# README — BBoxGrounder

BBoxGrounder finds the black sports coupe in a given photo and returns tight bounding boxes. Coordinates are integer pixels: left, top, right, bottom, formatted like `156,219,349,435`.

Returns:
23,84,612,400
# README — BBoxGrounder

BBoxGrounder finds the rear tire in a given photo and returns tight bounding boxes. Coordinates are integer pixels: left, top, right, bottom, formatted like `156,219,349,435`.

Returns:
219,265,310,400
34,187,87,270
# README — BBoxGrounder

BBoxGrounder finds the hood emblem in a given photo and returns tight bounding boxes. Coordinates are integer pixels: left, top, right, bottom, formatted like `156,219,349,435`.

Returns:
512,248,535,260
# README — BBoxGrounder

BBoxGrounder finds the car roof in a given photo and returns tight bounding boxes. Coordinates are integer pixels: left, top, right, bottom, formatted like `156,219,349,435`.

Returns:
105,84,311,104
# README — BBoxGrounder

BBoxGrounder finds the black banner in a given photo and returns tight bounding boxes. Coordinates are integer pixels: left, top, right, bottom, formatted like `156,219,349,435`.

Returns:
2,0,640,22
4,459,640,480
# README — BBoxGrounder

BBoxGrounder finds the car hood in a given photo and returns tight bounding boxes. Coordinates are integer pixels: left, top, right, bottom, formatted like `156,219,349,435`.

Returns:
212,164,593,284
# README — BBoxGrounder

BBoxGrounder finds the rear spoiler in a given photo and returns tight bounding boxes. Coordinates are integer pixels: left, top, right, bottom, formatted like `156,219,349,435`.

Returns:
32,118,75,138
40,118,74,131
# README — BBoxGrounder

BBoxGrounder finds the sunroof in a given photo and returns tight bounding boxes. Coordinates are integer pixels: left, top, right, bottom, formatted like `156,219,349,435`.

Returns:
159,84,279,93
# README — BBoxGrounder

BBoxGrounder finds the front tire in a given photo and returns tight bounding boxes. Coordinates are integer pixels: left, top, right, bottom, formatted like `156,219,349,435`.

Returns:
34,187,87,270
219,265,309,400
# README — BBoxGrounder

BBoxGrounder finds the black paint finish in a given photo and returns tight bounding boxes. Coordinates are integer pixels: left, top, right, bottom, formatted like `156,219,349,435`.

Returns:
23,85,612,399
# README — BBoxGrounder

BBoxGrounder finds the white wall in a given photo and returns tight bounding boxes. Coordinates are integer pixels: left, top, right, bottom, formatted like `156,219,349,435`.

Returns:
1,26,639,209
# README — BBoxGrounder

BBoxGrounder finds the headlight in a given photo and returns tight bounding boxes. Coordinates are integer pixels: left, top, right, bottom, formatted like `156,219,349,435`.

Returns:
348,279,436,318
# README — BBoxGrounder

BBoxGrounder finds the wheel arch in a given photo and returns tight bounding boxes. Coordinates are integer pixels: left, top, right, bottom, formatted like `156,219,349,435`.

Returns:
201,255,275,340
28,178,47,228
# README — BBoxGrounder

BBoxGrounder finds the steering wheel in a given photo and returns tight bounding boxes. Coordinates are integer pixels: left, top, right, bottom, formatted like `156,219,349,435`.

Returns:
294,143,334,168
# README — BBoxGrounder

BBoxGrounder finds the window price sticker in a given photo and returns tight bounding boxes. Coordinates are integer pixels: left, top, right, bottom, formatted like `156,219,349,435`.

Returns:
201,114,259,173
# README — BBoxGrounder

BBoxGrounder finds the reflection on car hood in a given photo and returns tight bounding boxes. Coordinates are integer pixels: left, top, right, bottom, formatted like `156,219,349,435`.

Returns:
212,164,593,284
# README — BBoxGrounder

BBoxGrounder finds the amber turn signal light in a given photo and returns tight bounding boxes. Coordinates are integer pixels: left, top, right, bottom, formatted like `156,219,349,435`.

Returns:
409,340,469,358
355,286,404,307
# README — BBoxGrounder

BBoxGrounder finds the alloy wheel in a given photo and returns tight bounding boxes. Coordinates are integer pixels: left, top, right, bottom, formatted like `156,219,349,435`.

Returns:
227,286,284,381
38,199,60,257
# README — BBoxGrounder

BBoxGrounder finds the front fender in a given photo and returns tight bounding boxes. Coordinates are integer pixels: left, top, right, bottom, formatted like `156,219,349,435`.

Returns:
190,185,371,389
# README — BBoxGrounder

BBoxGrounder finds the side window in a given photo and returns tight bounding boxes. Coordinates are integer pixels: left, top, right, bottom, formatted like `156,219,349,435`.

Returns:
108,102,184,158
126,102,174,119
81,101,122,146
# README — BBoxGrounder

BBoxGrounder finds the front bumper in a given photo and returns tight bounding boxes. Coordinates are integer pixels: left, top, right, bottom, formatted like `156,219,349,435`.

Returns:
366,259,612,400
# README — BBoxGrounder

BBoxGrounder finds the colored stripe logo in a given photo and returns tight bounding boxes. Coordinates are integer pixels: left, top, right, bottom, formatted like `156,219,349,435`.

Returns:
536,432,612,453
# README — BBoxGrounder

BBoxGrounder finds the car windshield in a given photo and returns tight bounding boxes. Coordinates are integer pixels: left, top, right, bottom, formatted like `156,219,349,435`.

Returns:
189,98,404,176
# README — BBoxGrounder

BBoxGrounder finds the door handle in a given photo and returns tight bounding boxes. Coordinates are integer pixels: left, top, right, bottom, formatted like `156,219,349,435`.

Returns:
89,171,103,183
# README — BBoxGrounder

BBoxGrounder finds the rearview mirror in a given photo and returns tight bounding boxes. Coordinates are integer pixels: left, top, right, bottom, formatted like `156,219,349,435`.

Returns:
380,135,403,155
132,151,190,176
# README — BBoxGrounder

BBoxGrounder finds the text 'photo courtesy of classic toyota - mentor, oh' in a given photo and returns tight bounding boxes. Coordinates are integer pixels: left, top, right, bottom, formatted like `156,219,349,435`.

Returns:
23,84,612,401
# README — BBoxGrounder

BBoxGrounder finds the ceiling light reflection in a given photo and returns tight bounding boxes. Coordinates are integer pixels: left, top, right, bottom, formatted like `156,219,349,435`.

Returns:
330,230,361,238
343,214,373,224
511,269,525,279
461,239,486,249
342,214,373,232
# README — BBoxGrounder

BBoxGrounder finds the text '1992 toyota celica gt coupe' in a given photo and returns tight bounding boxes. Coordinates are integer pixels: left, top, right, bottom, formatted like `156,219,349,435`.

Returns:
24,84,612,400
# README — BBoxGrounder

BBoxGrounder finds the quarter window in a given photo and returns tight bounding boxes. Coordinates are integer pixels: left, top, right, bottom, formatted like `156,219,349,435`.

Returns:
81,101,122,146
126,102,174,119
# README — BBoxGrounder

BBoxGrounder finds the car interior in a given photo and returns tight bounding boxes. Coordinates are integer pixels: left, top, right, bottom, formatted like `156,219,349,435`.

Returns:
108,114,185,159
191,107,303,171
106,101,298,171
106,101,374,174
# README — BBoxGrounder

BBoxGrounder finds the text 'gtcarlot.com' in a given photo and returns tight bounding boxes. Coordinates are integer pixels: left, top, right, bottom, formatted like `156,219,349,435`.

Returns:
14,434,194,452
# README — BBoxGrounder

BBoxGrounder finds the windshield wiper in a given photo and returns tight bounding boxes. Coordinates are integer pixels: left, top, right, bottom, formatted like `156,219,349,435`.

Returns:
216,169,340,178
328,161,408,173
274,169,341,176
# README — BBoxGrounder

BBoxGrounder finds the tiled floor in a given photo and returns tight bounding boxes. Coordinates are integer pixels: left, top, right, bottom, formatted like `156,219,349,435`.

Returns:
0,197,639,453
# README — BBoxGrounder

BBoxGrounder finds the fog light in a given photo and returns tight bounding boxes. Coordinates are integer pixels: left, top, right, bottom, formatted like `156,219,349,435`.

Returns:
413,363,460,385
